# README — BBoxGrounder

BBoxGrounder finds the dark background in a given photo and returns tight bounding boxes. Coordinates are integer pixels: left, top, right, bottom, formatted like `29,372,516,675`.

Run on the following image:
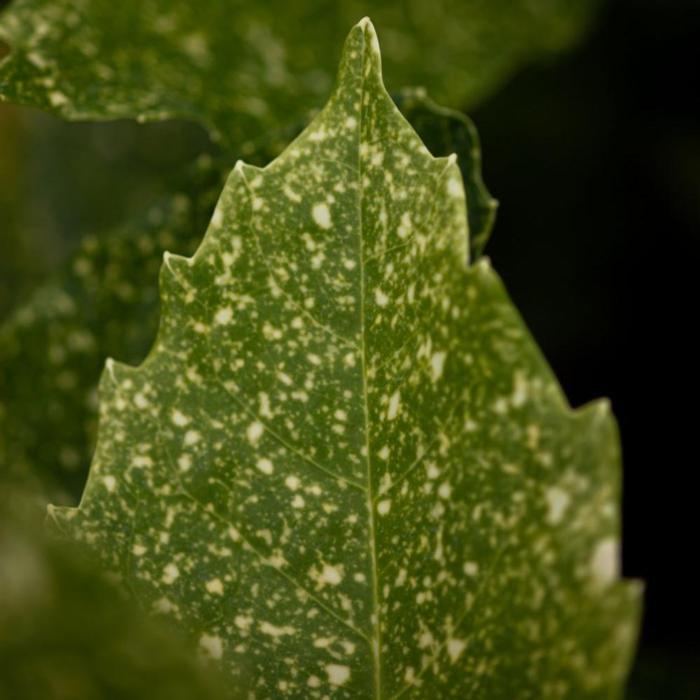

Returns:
472,0,699,694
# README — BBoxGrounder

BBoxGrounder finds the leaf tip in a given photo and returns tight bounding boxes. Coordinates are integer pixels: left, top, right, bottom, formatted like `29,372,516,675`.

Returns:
594,397,612,415
357,16,381,61
102,356,137,388
339,16,383,88
474,256,492,273
45,503,75,537
163,250,192,273
355,16,376,34
574,396,616,427
104,357,117,382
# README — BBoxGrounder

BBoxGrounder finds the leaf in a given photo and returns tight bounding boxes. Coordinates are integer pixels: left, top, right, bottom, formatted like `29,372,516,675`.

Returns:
49,20,640,698
0,486,229,700
0,0,601,147
0,103,216,331
394,89,497,259
0,91,494,504
0,156,226,503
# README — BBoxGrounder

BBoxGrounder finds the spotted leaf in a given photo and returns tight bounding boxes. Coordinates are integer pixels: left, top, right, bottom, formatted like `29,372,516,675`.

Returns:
49,20,640,699
0,0,601,147
0,90,493,504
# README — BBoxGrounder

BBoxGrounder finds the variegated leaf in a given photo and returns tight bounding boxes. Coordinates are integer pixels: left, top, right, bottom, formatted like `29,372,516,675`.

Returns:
50,20,640,700
0,90,494,504
0,0,600,146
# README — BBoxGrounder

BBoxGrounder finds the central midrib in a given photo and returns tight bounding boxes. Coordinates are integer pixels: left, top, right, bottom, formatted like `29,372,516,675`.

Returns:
355,29,383,700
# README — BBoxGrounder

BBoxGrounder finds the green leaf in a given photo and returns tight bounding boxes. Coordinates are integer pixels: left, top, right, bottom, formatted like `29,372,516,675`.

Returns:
0,156,226,503
0,103,219,332
394,89,497,260
0,0,601,146
49,21,640,698
0,91,494,504
0,487,229,700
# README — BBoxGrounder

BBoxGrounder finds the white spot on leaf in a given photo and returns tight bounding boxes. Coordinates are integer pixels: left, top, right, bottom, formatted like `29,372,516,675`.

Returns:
590,538,619,587
387,390,401,420
184,430,200,446
312,202,332,229
171,409,190,426
247,421,264,444
430,351,446,381
205,578,224,595
214,307,233,325
199,633,223,659
545,487,570,524
285,475,301,491
447,638,467,662
375,288,389,307
319,563,343,586
162,563,179,584
256,458,274,475
260,621,296,638
326,664,351,686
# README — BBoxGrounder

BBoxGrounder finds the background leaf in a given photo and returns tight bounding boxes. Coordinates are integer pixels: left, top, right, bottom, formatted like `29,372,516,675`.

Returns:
0,486,229,700
0,159,222,503
0,90,495,504
394,89,497,259
0,108,214,322
50,22,639,698
0,0,602,147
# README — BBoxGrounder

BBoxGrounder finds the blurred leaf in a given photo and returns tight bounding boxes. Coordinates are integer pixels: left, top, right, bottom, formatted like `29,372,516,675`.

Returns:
0,0,601,147
49,22,639,698
0,155,226,503
0,89,494,504
394,89,497,259
0,487,229,700
0,110,214,323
